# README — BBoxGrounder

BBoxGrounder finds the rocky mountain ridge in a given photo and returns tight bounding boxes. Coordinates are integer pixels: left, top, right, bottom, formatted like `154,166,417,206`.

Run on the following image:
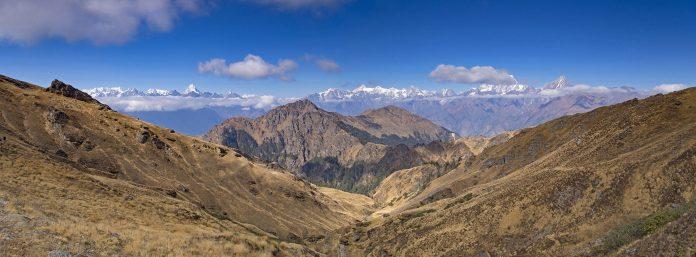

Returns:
204,99,459,193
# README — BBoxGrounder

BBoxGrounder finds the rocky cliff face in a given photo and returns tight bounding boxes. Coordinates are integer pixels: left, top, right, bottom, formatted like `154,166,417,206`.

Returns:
204,99,456,193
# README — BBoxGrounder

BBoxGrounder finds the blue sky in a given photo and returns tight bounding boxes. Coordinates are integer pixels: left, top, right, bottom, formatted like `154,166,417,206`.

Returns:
1,0,694,97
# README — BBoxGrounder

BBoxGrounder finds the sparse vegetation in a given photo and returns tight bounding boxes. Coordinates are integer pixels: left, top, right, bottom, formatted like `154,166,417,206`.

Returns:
444,193,475,209
399,208,437,221
594,200,695,255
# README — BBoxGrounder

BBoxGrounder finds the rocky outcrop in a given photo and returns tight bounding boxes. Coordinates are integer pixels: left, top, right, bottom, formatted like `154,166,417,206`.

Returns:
46,80,111,110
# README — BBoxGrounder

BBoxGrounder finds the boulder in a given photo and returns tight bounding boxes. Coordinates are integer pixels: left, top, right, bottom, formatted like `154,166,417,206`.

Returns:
55,149,68,159
138,131,150,144
46,108,69,125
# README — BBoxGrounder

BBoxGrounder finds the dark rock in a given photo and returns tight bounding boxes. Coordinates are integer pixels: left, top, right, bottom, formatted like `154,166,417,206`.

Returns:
217,147,228,157
46,108,69,125
124,195,134,201
152,137,168,150
234,153,243,157
169,129,176,133
46,80,98,104
55,149,68,158
165,189,177,198
138,131,150,144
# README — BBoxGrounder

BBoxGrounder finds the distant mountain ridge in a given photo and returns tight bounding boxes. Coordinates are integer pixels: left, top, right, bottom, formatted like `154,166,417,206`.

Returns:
85,76,653,136
308,77,647,136
85,84,240,98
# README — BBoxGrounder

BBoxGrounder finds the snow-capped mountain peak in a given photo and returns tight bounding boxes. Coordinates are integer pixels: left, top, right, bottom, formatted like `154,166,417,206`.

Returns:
543,76,570,90
84,87,141,97
85,84,231,99
145,88,180,96
184,84,200,95
467,84,536,96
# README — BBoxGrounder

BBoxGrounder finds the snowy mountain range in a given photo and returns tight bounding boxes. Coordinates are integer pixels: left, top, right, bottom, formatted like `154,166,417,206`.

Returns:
84,76,672,136
85,84,238,98
309,76,607,102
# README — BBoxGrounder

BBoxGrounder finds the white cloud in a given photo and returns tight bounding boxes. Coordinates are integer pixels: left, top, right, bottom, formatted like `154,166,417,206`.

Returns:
538,84,632,97
248,0,351,9
98,95,294,112
303,54,341,72
198,54,298,81
0,0,207,45
653,83,689,93
429,65,518,85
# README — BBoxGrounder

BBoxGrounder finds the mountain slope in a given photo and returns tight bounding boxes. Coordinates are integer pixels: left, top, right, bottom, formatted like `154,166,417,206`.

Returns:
0,75,372,249
329,88,696,256
371,132,515,215
0,136,315,256
204,100,455,193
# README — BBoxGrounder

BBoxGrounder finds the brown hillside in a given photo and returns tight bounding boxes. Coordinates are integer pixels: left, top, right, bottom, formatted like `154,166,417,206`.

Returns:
0,75,372,251
329,88,696,256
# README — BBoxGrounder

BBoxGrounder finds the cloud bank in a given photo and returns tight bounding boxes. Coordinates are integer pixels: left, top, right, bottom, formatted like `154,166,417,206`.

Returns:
99,95,294,112
653,83,690,93
0,0,208,44
429,65,518,85
198,54,298,81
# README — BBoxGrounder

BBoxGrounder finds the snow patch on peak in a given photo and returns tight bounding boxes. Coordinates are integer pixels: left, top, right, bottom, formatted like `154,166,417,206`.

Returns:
543,76,570,90
185,84,199,94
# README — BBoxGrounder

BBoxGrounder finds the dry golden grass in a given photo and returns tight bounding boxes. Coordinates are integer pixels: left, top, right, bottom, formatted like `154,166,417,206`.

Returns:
0,77,374,241
328,89,696,256
0,139,314,256
0,76,372,256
